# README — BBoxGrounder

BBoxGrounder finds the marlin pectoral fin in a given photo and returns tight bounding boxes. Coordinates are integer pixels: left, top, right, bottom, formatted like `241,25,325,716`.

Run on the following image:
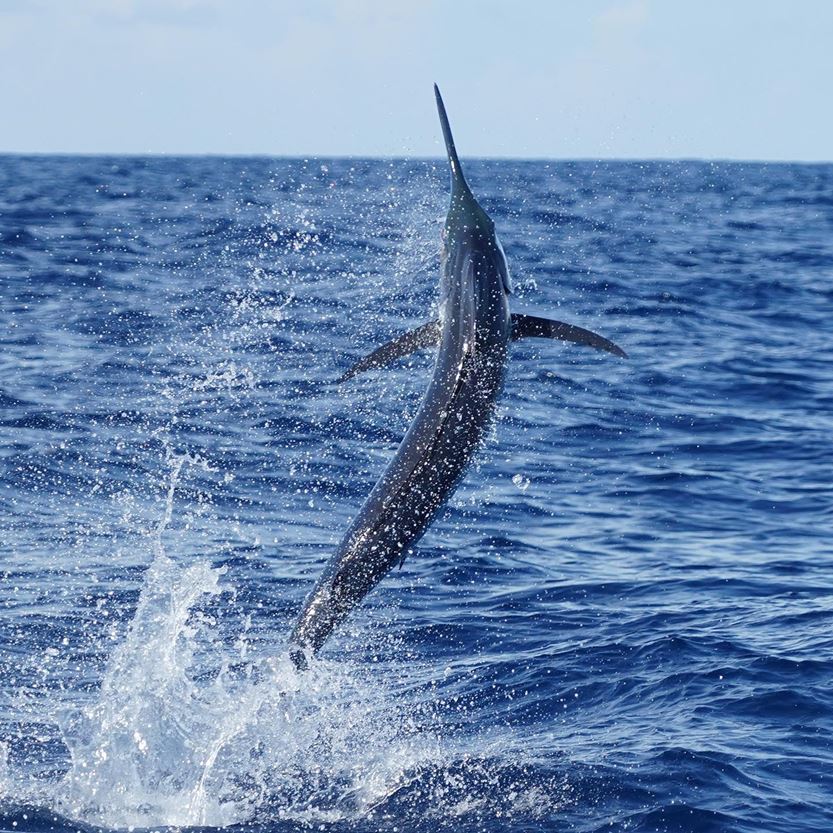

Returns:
511,313,627,358
337,320,441,382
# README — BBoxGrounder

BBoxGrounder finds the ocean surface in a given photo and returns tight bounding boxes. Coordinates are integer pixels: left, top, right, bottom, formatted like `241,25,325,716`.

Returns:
1,154,832,833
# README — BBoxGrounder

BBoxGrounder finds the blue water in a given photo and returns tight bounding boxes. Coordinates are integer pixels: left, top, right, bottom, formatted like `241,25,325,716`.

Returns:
1,154,832,832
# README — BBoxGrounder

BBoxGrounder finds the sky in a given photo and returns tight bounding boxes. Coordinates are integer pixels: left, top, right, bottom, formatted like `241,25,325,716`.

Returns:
1,0,831,160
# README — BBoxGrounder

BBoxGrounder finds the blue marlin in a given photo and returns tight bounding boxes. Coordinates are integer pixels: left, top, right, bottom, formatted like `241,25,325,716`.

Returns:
288,85,625,669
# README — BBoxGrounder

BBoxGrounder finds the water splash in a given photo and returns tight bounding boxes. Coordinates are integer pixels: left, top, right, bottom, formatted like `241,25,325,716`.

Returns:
44,451,443,829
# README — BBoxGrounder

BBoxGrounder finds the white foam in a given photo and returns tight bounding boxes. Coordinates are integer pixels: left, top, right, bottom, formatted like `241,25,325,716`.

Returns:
34,452,443,829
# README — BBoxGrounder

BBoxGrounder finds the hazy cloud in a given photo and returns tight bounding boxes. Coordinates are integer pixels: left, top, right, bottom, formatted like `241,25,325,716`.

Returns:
0,0,830,160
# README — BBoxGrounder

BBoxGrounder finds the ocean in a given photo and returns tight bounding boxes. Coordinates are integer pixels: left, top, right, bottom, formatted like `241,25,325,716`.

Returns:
1,154,832,832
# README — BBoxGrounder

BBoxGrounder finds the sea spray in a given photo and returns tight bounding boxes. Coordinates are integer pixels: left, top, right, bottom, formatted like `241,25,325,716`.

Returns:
54,450,236,826
50,451,443,828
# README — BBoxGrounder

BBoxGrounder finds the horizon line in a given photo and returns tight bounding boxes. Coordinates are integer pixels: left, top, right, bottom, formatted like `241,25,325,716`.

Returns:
0,151,830,166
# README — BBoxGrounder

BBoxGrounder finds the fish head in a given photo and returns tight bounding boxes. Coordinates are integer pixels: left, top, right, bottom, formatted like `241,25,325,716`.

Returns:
435,85,512,307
